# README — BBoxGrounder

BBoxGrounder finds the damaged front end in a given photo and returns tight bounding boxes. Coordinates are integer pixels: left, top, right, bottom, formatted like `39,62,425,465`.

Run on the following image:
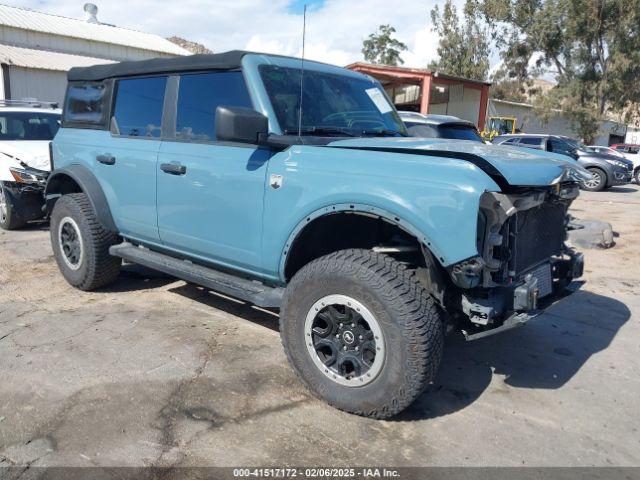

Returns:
2,165,49,223
443,182,584,340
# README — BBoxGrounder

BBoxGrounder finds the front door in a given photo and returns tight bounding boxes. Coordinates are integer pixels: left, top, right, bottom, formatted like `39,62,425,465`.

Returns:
156,71,269,276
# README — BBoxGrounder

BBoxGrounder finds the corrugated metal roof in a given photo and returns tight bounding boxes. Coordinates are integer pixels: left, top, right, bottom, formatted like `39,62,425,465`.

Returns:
0,43,114,71
0,4,189,56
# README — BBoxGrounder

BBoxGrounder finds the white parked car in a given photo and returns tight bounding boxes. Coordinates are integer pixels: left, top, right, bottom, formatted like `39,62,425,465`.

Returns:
590,144,640,184
610,144,640,183
0,100,61,230
588,145,627,159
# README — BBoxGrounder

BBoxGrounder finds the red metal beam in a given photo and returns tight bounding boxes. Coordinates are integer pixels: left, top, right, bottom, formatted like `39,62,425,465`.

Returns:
477,84,490,130
420,75,432,115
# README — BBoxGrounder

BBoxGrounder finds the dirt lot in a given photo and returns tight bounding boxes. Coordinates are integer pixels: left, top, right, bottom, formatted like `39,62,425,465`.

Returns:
1,186,639,468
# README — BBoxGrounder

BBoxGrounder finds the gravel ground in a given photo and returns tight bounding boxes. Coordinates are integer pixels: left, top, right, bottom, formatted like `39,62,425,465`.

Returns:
0,185,639,468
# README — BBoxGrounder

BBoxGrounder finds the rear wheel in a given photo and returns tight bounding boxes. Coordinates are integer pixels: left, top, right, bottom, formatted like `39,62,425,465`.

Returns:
634,168,640,185
50,193,121,290
0,183,26,230
280,249,444,419
581,168,606,192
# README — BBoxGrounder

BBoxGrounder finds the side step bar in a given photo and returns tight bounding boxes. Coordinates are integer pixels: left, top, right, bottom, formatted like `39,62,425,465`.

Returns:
109,242,284,308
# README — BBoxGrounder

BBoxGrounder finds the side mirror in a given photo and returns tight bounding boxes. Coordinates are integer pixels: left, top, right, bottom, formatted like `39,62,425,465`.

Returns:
215,106,269,145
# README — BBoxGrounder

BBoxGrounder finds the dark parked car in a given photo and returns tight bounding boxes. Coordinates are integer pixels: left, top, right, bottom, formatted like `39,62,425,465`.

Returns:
399,112,484,142
492,134,633,191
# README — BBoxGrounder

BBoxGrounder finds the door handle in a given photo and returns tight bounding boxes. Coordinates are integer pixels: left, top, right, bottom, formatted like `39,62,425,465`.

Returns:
160,163,187,175
97,155,116,165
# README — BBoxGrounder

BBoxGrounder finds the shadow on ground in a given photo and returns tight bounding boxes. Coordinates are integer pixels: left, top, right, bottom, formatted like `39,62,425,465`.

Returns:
604,186,638,194
169,283,279,332
98,264,178,293
399,289,630,420
101,275,630,422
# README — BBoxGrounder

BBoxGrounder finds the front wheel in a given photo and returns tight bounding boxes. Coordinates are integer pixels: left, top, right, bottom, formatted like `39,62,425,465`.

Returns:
580,168,607,192
280,249,444,419
0,183,26,230
50,193,122,290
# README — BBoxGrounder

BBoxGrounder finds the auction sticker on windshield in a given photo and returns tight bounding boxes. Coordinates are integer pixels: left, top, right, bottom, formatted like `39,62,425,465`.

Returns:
365,88,393,114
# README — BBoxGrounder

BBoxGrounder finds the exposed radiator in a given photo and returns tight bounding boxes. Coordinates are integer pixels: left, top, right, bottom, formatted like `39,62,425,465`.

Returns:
512,202,566,275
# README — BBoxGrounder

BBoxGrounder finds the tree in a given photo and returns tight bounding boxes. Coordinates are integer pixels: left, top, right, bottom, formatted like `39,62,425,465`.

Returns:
362,25,408,66
476,0,640,142
490,68,529,103
429,0,491,81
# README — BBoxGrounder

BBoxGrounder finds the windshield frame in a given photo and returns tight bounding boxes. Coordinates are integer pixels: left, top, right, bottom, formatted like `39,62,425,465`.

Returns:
257,64,407,138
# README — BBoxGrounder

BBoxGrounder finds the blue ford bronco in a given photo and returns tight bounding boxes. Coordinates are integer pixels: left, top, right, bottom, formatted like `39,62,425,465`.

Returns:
47,51,586,418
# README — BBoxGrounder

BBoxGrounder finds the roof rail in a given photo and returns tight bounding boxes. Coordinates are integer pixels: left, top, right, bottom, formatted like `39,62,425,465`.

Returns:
0,98,59,109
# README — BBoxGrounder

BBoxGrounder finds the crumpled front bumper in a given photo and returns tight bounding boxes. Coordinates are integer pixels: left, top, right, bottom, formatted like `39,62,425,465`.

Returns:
2,181,47,222
461,253,584,341
610,166,633,186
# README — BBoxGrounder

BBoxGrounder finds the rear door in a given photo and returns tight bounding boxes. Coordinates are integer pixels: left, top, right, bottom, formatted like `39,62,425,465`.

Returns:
96,75,167,242
156,71,270,275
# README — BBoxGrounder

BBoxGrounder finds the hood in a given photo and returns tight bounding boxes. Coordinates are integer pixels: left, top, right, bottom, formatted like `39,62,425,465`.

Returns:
327,137,591,187
577,149,634,168
0,140,51,171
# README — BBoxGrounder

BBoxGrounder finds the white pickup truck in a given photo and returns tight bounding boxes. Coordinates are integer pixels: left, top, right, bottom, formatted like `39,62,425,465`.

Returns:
0,101,61,230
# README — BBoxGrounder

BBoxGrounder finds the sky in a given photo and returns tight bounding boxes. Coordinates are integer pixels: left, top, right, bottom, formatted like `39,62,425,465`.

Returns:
8,0,458,69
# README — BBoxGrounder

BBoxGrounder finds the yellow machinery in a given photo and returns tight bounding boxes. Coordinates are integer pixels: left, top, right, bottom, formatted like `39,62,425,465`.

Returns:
481,116,518,141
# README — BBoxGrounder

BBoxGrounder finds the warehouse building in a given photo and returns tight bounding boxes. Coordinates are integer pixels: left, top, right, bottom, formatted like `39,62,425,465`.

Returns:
489,98,628,146
0,3,188,104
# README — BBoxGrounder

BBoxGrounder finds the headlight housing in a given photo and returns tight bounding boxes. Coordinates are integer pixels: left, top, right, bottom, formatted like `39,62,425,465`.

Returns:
605,159,628,168
9,167,48,185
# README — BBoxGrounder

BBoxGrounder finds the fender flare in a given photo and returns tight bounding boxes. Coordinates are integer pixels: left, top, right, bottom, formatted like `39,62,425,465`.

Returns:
45,164,117,232
278,202,446,282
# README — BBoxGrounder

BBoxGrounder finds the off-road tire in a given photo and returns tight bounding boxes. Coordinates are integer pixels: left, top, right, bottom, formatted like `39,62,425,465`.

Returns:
50,193,121,290
280,249,444,419
581,167,607,192
0,183,26,230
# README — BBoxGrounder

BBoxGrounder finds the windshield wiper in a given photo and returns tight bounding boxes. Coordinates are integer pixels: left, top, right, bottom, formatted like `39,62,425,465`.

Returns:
284,127,357,137
361,129,406,137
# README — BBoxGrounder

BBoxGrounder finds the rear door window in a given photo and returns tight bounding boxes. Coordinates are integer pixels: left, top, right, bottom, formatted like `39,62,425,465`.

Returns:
112,76,167,138
175,71,253,142
517,137,543,149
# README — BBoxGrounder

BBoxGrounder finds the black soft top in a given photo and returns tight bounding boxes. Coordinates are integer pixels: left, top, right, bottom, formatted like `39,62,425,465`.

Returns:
68,50,250,82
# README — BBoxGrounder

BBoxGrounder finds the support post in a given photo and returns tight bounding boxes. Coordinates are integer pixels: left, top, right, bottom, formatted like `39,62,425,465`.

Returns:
419,74,432,115
477,84,490,130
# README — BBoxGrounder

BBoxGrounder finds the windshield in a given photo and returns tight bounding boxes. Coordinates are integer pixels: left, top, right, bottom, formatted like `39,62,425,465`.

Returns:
438,124,483,142
259,65,406,137
405,122,483,142
0,112,60,141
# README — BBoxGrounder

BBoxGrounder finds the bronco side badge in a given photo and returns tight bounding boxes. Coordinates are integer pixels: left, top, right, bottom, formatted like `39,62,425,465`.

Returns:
270,174,283,189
